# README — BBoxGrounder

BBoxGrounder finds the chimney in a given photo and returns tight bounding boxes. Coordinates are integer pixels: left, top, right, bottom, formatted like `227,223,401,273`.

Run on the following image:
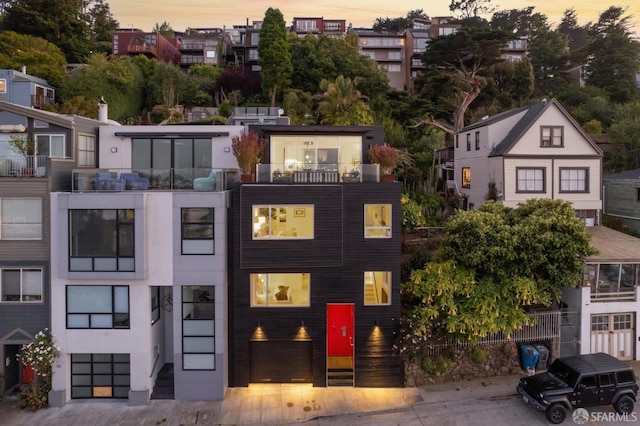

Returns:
21,65,27,74
98,97,109,123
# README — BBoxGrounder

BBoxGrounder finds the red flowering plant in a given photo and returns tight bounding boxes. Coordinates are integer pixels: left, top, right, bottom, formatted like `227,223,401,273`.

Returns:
367,144,399,175
231,130,266,175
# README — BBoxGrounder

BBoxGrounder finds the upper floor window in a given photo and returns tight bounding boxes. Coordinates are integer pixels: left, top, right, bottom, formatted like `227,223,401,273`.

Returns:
69,209,135,272
462,167,471,188
475,132,480,150
66,285,129,329
364,204,391,238
466,134,471,151
516,167,545,193
250,273,310,307
560,168,588,193
36,134,66,158
0,79,5,93
253,205,314,239
364,271,391,305
0,268,42,302
78,134,96,167
1,198,42,240
181,208,214,254
541,126,563,147
182,285,215,370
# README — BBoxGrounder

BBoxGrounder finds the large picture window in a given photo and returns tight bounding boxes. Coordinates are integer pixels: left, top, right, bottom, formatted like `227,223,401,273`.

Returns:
560,168,588,193
69,209,135,271
251,273,310,307
66,285,130,329
181,208,214,254
182,286,215,370
0,198,42,240
364,271,391,305
364,204,391,238
541,126,563,147
516,168,545,193
0,268,42,302
36,134,66,158
253,205,314,239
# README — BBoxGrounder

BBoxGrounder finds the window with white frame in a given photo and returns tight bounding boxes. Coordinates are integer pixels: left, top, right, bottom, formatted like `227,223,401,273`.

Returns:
364,204,391,238
0,198,42,240
364,271,391,305
0,268,42,302
516,167,545,192
250,273,310,307
253,205,313,239
181,208,214,254
36,134,66,158
560,168,588,192
182,285,215,370
77,134,96,167
541,126,563,147
66,285,130,329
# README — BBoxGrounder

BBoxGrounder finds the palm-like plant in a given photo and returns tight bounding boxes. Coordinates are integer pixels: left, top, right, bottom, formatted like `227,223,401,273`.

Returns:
315,75,373,125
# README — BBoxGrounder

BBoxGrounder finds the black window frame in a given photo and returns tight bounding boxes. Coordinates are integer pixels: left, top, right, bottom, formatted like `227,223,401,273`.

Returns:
182,285,216,370
66,285,130,329
70,353,130,399
68,209,135,272
466,133,471,151
181,208,214,255
475,131,480,150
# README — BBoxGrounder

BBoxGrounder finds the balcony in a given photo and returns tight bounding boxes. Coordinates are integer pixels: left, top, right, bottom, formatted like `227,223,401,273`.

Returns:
256,163,380,183
72,168,231,192
0,155,49,177
31,95,55,109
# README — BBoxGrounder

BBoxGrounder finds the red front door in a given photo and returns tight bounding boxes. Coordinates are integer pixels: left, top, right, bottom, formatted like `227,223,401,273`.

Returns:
327,304,354,357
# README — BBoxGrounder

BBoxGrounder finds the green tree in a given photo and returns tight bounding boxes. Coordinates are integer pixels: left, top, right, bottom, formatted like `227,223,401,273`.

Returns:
417,27,512,133
403,199,597,342
558,8,588,65
152,21,174,39
87,0,119,55
315,75,373,125
282,89,315,125
450,0,495,19
585,6,639,103
147,62,186,107
528,28,570,96
258,8,292,106
1,0,91,63
0,31,66,88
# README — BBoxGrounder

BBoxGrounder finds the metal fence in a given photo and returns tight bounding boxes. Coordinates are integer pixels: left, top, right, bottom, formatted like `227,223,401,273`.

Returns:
422,310,561,356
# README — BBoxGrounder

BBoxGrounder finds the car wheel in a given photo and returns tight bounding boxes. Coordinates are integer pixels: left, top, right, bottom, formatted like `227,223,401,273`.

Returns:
614,395,634,414
545,403,567,424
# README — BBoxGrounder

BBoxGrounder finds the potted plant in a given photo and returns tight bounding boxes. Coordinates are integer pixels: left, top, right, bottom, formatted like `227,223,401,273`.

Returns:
368,144,398,182
231,130,266,182
9,135,36,176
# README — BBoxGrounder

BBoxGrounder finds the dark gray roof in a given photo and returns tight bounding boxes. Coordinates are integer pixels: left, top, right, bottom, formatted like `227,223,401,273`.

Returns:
489,100,549,156
0,100,104,129
603,169,640,181
459,103,533,133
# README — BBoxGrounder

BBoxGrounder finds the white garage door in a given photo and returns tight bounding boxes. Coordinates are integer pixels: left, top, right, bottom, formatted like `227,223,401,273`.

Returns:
591,313,635,360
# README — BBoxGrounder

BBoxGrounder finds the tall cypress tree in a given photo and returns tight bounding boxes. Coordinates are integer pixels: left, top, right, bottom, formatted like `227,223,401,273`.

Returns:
257,8,292,107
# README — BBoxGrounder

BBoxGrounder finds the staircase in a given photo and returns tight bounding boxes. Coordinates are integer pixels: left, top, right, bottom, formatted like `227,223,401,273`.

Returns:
151,363,174,400
364,283,377,305
327,356,354,387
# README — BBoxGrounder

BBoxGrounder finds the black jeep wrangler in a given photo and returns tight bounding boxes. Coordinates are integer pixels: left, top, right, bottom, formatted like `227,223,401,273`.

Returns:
517,352,638,424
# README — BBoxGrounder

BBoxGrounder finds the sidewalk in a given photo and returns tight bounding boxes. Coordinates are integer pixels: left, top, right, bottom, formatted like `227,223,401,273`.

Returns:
1,361,638,425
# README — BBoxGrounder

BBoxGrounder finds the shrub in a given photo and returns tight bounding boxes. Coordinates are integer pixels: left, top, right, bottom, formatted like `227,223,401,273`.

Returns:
469,347,488,364
421,356,455,376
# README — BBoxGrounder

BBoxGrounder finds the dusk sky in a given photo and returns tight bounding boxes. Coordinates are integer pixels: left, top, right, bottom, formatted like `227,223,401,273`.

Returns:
107,1,640,34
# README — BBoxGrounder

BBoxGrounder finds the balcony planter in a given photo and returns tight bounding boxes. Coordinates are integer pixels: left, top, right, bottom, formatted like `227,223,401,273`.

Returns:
367,144,398,182
232,130,266,182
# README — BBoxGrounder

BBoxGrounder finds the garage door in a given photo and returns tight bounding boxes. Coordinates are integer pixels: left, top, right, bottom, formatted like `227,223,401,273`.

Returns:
250,340,312,383
591,313,635,360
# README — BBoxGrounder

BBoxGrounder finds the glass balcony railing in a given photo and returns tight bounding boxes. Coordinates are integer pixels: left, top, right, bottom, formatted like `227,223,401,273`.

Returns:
72,168,226,192
256,163,380,183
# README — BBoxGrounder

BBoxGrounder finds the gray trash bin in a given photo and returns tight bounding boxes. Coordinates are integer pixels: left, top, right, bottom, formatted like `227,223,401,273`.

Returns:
533,343,549,370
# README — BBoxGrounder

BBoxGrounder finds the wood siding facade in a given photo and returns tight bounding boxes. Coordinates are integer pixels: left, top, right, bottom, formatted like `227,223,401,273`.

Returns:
229,182,403,388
